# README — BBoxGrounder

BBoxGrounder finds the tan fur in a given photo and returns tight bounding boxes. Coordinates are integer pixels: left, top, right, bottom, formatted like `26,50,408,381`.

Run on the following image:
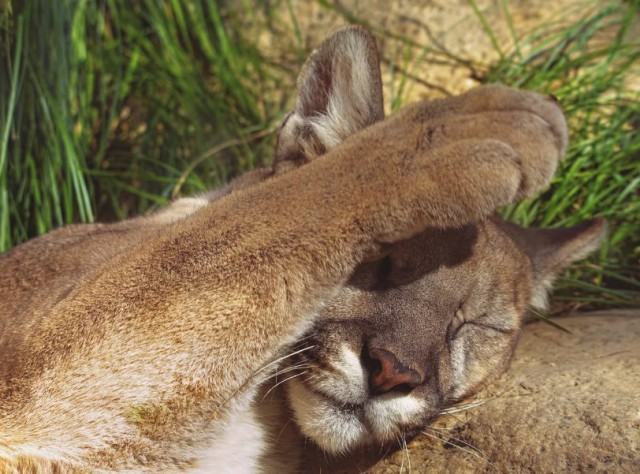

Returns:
0,27,605,472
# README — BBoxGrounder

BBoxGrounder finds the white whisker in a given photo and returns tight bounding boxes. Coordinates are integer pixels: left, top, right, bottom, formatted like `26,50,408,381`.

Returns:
421,428,498,471
212,345,315,413
440,398,489,414
400,433,412,473
254,345,316,376
255,363,314,391
263,371,309,399
268,363,314,381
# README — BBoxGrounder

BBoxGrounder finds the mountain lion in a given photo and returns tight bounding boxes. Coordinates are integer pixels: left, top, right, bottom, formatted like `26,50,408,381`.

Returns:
0,26,605,473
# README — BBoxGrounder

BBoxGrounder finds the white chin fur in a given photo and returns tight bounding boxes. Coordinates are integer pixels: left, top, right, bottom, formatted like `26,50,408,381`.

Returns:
287,377,370,454
365,395,425,440
286,376,427,454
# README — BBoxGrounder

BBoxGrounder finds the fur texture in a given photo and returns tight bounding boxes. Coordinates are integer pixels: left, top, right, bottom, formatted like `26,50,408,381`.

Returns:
0,27,605,472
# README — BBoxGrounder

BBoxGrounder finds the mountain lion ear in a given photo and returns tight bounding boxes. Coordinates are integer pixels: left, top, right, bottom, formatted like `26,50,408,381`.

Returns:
498,217,607,309
273,26,384,172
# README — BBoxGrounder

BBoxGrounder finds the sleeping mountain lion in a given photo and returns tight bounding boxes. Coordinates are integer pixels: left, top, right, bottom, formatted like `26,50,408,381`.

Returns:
0,26,605,473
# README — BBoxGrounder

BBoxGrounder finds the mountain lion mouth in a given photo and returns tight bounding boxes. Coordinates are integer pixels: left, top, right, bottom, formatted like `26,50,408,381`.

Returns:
285,372,431,454
305,382,365,415
286,376,371,454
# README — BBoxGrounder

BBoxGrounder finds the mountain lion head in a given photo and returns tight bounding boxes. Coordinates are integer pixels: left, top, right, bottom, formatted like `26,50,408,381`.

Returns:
265,26,606,455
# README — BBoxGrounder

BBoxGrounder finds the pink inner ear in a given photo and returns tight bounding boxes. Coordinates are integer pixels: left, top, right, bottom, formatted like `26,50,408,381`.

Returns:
297,54,333,118
273,27,385,168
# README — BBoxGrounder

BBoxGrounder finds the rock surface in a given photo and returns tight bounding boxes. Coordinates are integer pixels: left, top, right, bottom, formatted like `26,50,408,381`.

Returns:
257,0,585,103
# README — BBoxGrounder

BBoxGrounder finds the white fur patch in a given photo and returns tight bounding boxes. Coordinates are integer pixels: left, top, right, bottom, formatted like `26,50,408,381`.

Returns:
191,393,265,474
365,395,425,441
449,337,468,399
312,345,368,404
287,377,369,454
309,33,378,150
530,277,554,310
336,346,369,389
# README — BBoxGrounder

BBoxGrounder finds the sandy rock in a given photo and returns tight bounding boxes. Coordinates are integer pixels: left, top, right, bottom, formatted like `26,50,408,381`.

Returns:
249,0,639,112
258,0,578,103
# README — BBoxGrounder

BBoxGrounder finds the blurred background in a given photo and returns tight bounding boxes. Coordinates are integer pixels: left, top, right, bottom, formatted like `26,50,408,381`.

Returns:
0,0,638,309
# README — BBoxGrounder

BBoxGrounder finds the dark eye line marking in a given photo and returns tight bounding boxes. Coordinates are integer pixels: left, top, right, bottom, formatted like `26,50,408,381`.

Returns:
373,255,394,289
447,311,514,340
467,320,513,335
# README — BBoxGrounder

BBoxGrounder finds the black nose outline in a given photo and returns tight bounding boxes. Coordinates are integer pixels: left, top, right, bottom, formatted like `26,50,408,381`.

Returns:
364,347,424,395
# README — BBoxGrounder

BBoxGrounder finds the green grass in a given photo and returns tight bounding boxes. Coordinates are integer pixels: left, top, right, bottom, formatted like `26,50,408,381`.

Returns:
0,0,282,246
1,0,638,308
467,0,640,309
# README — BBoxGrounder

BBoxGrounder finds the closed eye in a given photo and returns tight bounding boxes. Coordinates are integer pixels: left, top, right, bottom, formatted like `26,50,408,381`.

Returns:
446,309,515,340
450,312,516,336
466,320,515,335
468,310,520,334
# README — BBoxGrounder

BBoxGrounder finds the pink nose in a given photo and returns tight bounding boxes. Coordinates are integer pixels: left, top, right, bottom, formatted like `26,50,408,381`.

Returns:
367,347,423,395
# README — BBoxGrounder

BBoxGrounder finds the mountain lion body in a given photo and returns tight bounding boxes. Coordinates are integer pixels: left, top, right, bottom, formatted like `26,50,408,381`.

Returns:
0,27,604,473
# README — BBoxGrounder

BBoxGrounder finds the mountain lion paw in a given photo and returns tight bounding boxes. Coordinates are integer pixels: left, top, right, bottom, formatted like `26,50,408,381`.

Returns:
402,85,567,201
